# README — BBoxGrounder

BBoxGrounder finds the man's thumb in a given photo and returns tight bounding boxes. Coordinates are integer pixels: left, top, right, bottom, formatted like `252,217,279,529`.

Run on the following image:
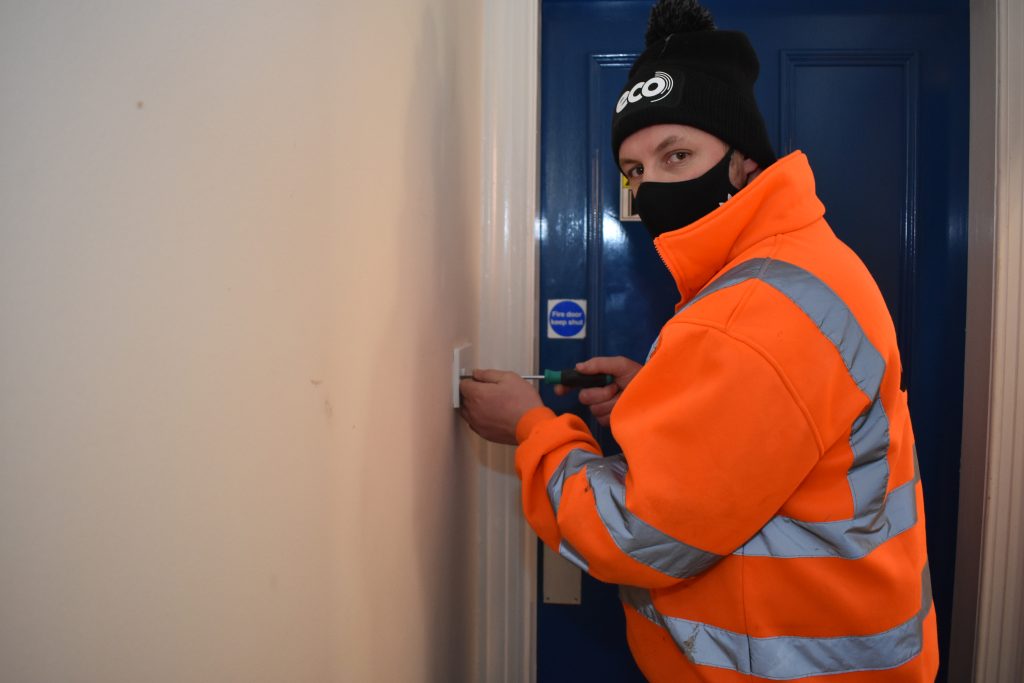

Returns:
473,368,508,383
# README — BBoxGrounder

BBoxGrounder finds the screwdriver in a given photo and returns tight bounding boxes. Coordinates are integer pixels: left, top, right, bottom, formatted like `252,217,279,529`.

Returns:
523,369,615,388
460,369,614,388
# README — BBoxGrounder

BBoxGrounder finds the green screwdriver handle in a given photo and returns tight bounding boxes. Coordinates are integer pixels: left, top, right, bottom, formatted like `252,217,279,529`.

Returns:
544,369,615,388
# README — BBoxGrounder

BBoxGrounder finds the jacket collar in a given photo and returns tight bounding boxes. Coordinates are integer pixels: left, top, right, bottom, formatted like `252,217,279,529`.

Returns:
652,151,825,307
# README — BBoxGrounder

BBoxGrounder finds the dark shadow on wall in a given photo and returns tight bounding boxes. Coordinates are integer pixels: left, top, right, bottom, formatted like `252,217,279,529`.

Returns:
356,4,480,681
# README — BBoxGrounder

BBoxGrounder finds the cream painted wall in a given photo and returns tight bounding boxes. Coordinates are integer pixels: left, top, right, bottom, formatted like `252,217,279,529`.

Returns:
0,1,483,681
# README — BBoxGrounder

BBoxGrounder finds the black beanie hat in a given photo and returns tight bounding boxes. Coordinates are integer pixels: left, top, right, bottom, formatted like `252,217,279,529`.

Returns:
611,0,776,170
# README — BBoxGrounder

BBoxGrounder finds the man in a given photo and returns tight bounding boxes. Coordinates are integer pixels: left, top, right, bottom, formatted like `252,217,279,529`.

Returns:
460,1,937,680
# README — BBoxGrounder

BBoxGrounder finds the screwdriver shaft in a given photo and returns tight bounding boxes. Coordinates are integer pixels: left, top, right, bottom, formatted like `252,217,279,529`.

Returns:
460,371,613,388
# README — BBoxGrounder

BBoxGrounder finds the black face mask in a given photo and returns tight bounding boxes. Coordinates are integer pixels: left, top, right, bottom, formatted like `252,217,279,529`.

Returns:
633,147,739,239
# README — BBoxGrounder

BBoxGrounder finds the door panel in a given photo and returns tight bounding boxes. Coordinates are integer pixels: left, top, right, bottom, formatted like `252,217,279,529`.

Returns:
539,1,967,680
780,51,918,363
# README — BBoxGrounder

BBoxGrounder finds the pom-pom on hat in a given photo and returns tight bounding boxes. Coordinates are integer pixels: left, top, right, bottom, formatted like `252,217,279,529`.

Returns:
611,0,776,170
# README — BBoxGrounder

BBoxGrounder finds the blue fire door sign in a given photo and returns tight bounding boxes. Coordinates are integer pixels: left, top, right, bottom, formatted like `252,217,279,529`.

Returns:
547,299,587,339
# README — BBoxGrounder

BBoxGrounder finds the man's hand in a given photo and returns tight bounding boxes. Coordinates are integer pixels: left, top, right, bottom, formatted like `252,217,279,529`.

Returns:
459,369,544,445
554,356,641,426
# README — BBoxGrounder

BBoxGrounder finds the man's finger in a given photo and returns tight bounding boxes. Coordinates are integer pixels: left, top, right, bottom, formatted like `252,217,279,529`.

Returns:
472,368,512,383
460,378,485,397
576,355,640,379
579,384,618,406
589,400,615,420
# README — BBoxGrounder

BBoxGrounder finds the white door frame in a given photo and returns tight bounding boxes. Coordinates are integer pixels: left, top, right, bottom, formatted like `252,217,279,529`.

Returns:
951,0,1024,680
477,0,1023,680
476,1,539,681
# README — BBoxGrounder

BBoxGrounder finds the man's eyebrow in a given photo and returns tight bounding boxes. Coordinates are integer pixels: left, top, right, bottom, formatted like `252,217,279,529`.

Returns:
654,135,682,154
619,135,689,167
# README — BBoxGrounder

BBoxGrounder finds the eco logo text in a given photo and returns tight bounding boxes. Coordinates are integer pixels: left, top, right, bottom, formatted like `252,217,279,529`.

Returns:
616,71,675,114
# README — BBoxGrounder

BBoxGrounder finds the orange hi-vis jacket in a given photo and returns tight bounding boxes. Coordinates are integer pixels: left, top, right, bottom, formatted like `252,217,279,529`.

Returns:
515,151,938,682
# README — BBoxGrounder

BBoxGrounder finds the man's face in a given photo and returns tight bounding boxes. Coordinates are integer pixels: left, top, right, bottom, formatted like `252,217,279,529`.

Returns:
617,123,758,195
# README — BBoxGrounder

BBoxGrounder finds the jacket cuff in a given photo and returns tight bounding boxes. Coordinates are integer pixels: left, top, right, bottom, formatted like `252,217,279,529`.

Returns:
516,406,558,444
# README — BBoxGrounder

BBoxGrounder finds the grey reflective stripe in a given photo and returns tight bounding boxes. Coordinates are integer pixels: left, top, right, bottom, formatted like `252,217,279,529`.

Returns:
585,455,723,578
848,400,890,516
546,448,602,515
558,539,589,571
740,468,917,558
544,450,722,579
646,260,768,362
684,258,770,311
645,336,660,364
755,260,891,519
621,566,933,680
546,449,599,571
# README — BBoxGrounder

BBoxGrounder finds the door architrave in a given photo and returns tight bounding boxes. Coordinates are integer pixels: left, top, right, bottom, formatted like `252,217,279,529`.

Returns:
476,1,540,681
952,0,1024,680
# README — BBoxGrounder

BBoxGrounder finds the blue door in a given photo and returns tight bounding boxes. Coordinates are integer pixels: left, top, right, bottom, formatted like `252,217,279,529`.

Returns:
538,0,968,680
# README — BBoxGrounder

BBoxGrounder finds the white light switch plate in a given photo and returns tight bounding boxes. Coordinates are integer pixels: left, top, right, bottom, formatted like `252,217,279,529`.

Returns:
452,344,473,408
